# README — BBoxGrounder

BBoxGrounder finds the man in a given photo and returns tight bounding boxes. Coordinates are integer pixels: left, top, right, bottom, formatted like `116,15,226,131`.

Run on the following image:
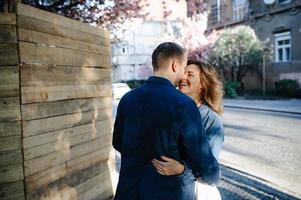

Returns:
113,42,220,200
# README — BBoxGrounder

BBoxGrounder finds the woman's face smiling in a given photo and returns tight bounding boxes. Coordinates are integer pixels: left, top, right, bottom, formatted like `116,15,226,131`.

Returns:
179,64,202,101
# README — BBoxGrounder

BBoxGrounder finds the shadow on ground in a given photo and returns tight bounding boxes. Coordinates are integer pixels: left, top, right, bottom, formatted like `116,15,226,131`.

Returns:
114,152,300,200
219,165,300,200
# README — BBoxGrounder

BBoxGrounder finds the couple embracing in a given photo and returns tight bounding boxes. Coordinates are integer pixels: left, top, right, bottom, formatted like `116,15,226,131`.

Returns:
113,42,224,200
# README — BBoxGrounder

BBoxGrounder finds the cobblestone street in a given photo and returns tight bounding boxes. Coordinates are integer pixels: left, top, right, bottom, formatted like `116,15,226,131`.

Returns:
219,165,299,200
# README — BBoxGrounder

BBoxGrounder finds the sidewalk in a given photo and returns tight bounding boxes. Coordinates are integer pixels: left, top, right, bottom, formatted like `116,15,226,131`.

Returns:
219,159,301,199
218,165,300,200
223,99,301,114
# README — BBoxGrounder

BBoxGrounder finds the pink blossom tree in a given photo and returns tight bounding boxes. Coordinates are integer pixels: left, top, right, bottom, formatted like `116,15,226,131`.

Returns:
163,0,218,61
175,16,218,61
22,0,148,41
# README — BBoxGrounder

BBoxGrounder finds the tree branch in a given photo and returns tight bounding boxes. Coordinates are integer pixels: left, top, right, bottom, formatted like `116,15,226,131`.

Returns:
61,1,84,12
239,66,249,82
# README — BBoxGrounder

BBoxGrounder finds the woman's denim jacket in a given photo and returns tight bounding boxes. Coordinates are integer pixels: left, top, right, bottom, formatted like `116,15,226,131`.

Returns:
199,104,224,159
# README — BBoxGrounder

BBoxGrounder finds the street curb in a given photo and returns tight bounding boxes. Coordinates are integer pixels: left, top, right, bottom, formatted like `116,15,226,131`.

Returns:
223,105,301,115
220,160,301,199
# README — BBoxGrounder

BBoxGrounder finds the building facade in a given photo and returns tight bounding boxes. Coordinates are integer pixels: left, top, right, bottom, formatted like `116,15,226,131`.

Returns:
112,20,165,82
206,0,301,91
112,0,187,82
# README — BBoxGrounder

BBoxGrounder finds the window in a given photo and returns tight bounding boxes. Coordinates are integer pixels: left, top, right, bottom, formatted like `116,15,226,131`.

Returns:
274,32,291,63
210,4,218,25
121,44,132,54
278,0,291,4
232,0,248,21
122,47,127,54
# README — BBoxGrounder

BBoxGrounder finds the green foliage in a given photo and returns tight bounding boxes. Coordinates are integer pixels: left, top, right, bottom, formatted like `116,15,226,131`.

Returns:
224,81,241,98
275,79,299,97
295,88,301,99
209,26,268,83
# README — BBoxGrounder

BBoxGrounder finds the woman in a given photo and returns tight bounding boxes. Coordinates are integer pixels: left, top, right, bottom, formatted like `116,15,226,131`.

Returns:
152,60,224,200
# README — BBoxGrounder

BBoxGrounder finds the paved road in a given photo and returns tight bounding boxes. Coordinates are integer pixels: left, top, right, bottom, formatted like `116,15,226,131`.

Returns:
220,107,301,198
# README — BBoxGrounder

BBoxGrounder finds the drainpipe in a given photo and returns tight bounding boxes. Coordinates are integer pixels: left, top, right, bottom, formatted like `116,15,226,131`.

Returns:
217,0,221,24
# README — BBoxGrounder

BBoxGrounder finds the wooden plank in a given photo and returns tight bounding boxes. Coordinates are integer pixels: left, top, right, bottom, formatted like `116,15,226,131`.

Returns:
18,15,111,46
0,85,19,98
0,135,21,151
78,178,112,200
21,97,112,121
21,64,111,86
26,185,77,200
17,3,110,39
76,170,111,199
0,150,23,167
30,188,78,200
0,66,19,84
0,44,18,65
21,84,112,104
2,196,25,200
25,162,108,193
0,97,21,122
95,187,113,200
19,42,111,68
92,186,113,200
0,25,17,43
24,134,112,176
25,163,68,193
22,108,112,138
68,163,110,193
18,28,111,55
23,108,112,137
0,66,19,97
23,119,111,149
0,121,21,137
26,161,108,196
65,147,112,173
0,181,25,200
25,147,111,192
23,120,112,159
0,14,17,25
0,163,24,184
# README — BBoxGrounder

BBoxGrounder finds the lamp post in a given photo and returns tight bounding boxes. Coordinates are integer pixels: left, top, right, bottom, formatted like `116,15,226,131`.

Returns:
262,47,270,96
263,53,266,96
262,0,276,96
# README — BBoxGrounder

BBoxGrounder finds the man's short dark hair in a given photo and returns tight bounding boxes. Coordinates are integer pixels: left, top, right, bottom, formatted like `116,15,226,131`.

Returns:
152,42,186,71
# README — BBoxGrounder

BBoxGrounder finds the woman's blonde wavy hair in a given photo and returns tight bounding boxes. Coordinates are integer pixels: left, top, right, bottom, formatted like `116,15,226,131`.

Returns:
187,60,224,115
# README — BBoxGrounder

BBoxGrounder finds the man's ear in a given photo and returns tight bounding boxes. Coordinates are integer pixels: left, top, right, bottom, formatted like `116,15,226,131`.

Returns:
171,60,177,73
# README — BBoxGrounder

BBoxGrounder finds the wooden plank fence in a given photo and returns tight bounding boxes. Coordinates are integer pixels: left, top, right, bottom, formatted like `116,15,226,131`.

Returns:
0,3,114,200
